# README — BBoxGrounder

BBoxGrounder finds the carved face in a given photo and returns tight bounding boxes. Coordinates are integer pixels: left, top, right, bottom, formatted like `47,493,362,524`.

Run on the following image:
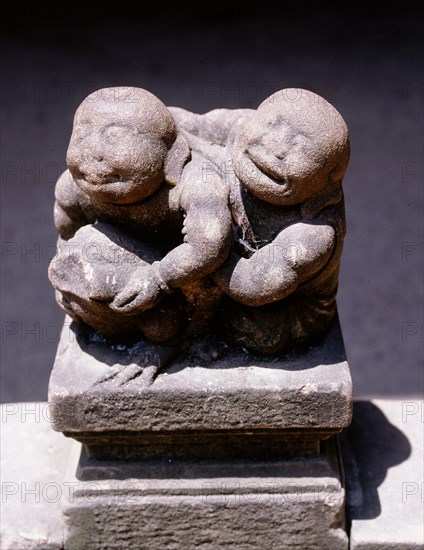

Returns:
232,112,330,207
67,98,170,205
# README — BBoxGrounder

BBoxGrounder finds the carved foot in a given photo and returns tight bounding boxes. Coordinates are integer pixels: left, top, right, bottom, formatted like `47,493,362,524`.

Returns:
92,342,177,389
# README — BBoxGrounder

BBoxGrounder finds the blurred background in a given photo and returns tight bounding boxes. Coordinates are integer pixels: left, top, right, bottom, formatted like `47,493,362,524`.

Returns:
1,2,423,402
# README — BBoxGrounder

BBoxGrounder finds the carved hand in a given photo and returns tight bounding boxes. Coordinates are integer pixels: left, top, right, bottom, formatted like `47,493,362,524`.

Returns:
110,264,165,315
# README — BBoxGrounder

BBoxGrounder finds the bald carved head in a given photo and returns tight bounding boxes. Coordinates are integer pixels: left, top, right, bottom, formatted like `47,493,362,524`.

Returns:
231,88,350,206
67,87,189,205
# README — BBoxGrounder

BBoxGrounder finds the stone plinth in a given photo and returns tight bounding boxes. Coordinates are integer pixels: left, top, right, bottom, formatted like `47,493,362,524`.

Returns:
48,315,352,460
47,312,352,547
3,400,422,549
62,437,348,550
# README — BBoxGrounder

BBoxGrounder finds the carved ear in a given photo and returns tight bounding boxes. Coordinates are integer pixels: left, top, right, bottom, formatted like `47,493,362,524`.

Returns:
164,134,191,185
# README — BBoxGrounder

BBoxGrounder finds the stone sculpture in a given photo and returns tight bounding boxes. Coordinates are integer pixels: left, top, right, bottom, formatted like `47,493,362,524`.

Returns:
49,86,350,358
47,87,353,549
49,87,232,347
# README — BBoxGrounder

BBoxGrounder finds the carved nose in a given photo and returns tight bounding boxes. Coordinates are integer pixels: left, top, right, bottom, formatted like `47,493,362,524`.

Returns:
82,148,104,164
84,152,106,169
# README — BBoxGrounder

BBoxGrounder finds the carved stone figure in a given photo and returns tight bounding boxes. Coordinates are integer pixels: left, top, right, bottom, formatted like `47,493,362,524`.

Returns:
171,89,350,354
47,87,353,549
49,86,350,358
49,87,232,346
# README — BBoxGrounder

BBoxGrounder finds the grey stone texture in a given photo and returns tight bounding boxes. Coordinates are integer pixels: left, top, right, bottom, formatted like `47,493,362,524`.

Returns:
49,86,232,347
48,86,350,357
62,437,348,550
48,314,352,460
3,399,421,548
178,89,350,355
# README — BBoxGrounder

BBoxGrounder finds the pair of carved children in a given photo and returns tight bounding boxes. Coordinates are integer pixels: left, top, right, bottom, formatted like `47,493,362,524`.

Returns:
49,86,349,355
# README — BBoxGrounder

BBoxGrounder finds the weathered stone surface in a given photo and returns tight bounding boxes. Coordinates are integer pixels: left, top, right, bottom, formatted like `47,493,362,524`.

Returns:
3,400,422,548
343,399,424,549
210,89,350,355
0,402,81,550
44,84,353,545
48,314,351,459
49,86,232,347
62,437,348,550
48,86,350,356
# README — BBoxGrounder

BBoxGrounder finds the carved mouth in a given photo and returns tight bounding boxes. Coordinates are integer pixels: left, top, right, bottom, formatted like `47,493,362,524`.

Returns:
74,175,150,206
245,153,287,186
75,171,124,186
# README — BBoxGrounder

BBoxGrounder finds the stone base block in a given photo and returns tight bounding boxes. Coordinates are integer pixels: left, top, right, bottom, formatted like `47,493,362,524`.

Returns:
48,315,352,460
2,400,422,549
62,437,348,550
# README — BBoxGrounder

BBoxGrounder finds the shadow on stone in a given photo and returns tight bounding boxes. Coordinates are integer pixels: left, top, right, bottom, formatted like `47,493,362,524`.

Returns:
73,321,176,370
75,438,342,482
70,309,347,375
163,313,348,375
342,400,411,522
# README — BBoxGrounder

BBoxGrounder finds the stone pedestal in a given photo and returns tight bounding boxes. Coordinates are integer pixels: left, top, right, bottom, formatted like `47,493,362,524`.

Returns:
49,315,351,460
47,314,352,548
3,399,422,549
62,438,347,549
